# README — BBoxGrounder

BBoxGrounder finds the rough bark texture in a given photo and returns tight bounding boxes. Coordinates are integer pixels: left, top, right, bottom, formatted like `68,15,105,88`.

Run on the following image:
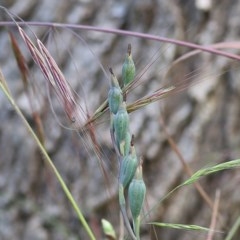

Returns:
1,0,240,239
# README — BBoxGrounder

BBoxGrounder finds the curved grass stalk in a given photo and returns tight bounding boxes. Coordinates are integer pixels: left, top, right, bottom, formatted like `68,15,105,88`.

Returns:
182,159,240,186
0,75,96,240
1,19,240,62
144,158,240,222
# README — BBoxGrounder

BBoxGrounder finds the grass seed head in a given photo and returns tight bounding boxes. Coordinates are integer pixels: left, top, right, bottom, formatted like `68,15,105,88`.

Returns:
108,87,123,114
122,44,135,87
128,162,146,219
119,143,138,188
108,68,123,114
18,27,85,126
113,102,130,147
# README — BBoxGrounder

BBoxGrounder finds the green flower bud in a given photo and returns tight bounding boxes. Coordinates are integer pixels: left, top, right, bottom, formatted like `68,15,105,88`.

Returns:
108,68,123,114
128,164,146,220
113,102,129,148
119,145,138,188
122,44,135,87
101,219,116,240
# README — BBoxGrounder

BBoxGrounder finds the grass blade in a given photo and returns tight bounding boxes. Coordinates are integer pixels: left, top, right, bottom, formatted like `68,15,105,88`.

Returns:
144,159,240,223
149,222,211,232
0,70,96,240
182,159,240,186
224,216,240,240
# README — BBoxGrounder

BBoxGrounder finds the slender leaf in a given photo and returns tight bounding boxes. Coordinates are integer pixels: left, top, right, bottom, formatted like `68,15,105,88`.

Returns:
182,159,240,186
150,222,210,232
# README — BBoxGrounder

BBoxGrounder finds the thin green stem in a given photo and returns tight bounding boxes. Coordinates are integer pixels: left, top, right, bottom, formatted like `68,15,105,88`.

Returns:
133,216,141,240
224,216,240,240
0,80,96,240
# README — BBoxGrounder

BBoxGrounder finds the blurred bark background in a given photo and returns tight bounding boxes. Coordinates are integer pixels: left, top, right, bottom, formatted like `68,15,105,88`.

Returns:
1,0,240,239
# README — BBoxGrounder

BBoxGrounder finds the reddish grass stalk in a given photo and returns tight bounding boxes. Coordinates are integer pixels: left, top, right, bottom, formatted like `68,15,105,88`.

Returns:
159,115,214,209
17,26,85,127
9,31,45,144
206,190,221,240
9,21,115,203
1,20,240,61
9,31,29,86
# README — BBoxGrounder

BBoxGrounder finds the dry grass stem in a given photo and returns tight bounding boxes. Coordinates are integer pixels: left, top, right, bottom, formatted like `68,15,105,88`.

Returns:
159,115,214,209
206,190,221,240
9,31,29,86
18,26,85,128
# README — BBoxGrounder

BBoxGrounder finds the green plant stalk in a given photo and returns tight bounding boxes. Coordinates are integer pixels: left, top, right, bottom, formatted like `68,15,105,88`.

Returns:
224,215,240,240
0,80,96,240
133,216,140,240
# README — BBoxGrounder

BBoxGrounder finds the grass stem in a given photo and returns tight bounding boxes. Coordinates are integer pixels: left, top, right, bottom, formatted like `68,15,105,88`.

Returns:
0,74,96,240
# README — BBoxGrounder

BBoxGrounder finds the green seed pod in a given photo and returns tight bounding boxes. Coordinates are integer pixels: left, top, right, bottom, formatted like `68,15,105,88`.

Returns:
128,165,146,219
119,145,138,188
101,219,116,240
108,87,123,114
108,68,123,114
113,102,129,147
122,44,135,87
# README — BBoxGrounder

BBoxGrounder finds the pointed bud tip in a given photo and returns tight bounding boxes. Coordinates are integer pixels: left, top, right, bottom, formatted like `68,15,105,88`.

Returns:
127,43,132,56
130,134,135,146
109,67,113,75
